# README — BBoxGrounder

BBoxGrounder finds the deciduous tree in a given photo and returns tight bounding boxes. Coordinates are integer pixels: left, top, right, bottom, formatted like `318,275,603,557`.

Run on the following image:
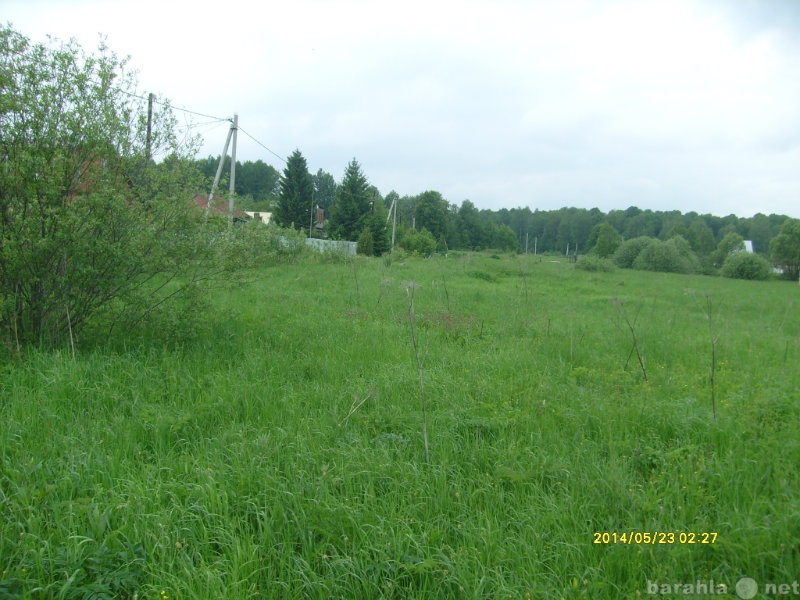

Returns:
770,218,800,281
414,191,448,243
589,222,622,258
312,168,337,211
712,232,745,268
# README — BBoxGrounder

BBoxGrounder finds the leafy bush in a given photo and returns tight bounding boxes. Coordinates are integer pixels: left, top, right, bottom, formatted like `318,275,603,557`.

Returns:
400,228,437,256
633,238,697,274
212,222,307,269
576,255,616,272
721,252,772,280
468,270,498,282
712,232,745,268
665,235,701,273
0,27,211,348
316,243,356,264
613,236,655,268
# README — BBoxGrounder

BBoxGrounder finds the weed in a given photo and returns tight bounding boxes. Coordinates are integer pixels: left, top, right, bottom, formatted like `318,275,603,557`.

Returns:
404,281,430,464
611,297,648,382
702,293,723,422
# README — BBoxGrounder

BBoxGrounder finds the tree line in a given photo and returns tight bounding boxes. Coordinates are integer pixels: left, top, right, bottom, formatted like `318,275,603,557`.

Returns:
200,150,797,268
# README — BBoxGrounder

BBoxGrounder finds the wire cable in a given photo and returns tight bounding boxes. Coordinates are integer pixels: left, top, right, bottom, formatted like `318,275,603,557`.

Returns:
112,81,288,165
237,125,287,164
117,87,230,123
165,102,229,123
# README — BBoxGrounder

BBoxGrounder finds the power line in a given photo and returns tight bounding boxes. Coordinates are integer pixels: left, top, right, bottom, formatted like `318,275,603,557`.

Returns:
165,102,229,123
237,125,287,164
115,82,288,166
118,87,230,123
185,118,230,129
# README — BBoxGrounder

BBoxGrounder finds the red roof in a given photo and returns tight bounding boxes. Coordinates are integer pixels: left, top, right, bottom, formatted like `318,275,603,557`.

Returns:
192,194,246,218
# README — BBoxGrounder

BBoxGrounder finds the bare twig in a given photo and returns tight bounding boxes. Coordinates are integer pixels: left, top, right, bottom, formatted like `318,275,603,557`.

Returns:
13,284,20,355
520,257,530,307
351,259,361,309
339,390,374,427
61,253,75,358
703,293,722,423
437,261,452,313
612,297,648,382
66,304,75,359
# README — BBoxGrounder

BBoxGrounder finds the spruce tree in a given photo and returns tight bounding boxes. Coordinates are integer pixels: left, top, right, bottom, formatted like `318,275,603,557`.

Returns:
275,149,313,230
330,159,371,240
365,194,390,256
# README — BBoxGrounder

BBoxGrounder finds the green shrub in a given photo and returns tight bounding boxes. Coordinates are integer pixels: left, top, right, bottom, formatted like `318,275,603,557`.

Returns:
613,236,655,268
721,252,772,280
400,228,437,256
665,235,701,273
576,255,616,272
0,27,211,348
633,239,696,274
589,222,622,258
357,227,375,256
712,232,745,268
214,222,306,269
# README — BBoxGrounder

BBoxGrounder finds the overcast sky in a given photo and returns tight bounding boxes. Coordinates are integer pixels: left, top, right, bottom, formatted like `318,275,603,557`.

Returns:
6,0,800,217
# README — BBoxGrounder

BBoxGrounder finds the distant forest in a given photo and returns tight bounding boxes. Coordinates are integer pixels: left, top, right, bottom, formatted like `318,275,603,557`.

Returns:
194,155,791,257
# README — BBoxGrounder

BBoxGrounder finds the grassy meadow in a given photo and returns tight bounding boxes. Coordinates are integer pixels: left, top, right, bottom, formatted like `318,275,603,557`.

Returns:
1,251,799,599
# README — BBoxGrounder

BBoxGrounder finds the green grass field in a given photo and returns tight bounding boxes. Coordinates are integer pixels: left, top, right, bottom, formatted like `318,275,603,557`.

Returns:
1,252,798,599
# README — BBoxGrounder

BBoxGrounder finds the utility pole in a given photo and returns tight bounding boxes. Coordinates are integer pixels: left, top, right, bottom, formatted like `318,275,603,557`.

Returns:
228,113,238,227
386,195,398,253
205,113,238,222
145,93,154,162
309,184,316,239
392,197,397,252
205,123,234,218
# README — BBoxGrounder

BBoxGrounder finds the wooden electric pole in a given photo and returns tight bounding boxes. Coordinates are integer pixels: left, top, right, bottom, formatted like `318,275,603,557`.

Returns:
145,93,154,162
228,113,238,227
205,114,238,224
386,195,398,254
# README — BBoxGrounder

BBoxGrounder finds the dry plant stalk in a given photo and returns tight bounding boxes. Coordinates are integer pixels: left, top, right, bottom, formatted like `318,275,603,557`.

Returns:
351,259,361,309
339,390,374,427
704,293,722,423
611,297,648,382
405,281,430,464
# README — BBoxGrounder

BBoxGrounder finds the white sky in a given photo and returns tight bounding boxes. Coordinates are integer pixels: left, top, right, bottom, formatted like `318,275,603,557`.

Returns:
5,0,800,217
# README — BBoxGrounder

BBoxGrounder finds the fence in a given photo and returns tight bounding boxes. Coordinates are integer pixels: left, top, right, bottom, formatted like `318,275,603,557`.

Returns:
304,238,358,257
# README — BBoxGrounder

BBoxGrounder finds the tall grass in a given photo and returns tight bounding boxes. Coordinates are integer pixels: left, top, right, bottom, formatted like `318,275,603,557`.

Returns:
1,254,798,598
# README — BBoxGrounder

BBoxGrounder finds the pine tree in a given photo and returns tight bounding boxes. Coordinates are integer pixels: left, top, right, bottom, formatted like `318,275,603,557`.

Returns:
275,149,313,230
